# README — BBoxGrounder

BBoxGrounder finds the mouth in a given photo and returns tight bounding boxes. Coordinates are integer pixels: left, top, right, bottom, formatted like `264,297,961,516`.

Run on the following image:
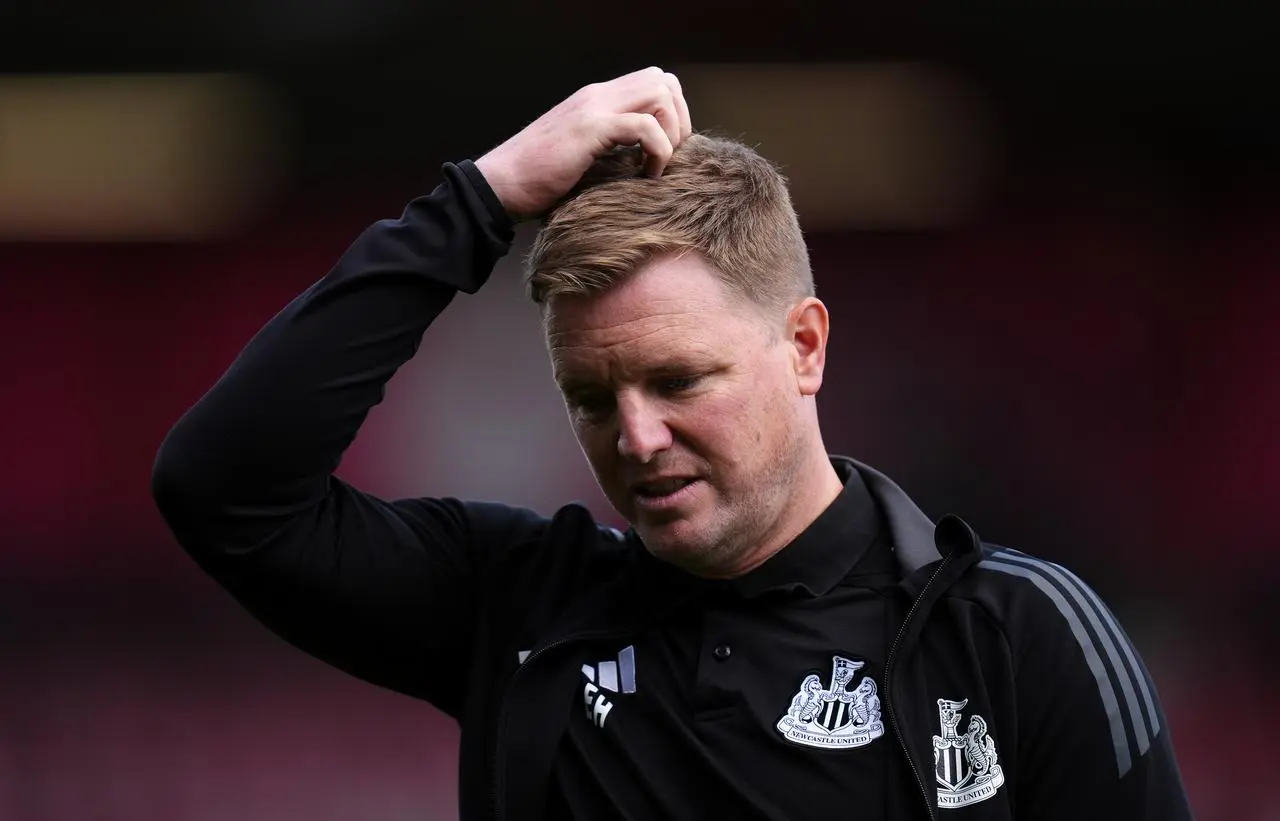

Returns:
631,477,701,513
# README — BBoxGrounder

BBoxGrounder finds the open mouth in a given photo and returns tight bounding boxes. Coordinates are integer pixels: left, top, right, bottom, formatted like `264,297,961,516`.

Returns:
635,478,696,498
632,478,701,512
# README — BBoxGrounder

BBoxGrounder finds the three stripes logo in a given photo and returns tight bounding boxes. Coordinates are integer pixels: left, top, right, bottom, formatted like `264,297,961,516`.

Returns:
580,645,636,728
978,550,1163,780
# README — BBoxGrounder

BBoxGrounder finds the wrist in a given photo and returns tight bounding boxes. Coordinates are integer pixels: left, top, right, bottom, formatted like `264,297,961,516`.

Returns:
457,159,514,232
474,151,533,223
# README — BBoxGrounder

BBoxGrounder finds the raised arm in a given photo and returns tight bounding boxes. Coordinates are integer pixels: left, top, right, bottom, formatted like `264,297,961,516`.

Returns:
151,68,693,715
151,161,521,711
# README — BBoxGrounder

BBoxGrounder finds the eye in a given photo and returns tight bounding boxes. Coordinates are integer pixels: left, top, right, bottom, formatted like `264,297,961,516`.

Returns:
569,392,615,420
660,375,702,394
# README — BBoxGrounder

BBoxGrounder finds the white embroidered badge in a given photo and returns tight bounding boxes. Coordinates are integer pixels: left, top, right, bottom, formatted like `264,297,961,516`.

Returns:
776,656,885,750
933,698,1006,809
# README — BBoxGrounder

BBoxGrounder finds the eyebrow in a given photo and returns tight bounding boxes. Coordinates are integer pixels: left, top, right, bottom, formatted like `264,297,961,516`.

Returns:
556,359,720,394
556,377,601,397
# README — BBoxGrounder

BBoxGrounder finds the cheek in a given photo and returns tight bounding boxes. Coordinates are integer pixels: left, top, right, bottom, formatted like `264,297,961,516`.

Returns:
574,422,617,469
685,390,767,455
734,371,797,450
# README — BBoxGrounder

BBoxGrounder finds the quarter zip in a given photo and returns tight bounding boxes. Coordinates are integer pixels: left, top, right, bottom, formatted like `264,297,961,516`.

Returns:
885,553,952,821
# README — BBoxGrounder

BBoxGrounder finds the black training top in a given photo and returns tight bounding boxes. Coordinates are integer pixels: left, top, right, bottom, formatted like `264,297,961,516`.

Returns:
546,468,910,820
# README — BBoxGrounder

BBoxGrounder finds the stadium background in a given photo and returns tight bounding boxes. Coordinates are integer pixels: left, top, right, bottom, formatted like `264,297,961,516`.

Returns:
1,3,1275,819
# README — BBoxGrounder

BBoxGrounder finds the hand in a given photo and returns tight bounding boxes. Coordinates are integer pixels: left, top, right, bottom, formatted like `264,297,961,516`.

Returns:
475,67,693,222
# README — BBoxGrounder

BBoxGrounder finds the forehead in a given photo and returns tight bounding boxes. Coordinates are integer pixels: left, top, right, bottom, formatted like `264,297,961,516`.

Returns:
544,255,760,377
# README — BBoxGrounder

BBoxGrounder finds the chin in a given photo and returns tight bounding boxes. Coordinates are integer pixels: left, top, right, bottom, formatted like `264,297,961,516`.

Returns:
635,521,715,568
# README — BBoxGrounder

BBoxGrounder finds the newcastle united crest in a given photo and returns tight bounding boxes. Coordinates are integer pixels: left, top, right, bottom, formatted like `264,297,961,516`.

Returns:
933,698,1005,809
776,656,884,749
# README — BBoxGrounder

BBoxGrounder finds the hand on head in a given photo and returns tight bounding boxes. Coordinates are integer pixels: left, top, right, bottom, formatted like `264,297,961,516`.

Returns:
475,67,693,222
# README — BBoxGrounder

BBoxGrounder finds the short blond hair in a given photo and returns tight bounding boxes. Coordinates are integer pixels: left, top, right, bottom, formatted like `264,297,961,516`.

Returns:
525,134,813,319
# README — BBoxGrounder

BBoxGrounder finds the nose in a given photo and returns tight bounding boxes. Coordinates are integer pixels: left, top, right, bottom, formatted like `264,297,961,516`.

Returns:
616,391,672,464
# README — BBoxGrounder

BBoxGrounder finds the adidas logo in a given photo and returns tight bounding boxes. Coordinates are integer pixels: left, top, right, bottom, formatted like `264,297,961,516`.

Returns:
580,645,636,728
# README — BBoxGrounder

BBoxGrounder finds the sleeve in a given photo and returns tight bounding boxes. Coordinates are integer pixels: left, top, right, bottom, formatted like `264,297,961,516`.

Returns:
150,160,530,717
983,550,1194,820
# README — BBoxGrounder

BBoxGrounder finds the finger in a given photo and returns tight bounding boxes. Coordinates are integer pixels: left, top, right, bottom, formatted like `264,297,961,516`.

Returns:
650,89,683,155
606,73,680,153
602,112,673,177
610,68,678,118
620,65,666,84
663,72,693,142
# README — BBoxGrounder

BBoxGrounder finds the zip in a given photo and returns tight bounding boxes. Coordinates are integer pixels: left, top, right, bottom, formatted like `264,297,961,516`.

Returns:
885,554,951,821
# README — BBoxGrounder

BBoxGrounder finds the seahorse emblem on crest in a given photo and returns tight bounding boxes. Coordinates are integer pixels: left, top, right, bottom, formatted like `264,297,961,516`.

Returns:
775,656,884,750
932,698,1005,809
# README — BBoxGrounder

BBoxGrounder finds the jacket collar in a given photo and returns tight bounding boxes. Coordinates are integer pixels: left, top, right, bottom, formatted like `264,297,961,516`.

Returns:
833,455,940,572
832,455,982,576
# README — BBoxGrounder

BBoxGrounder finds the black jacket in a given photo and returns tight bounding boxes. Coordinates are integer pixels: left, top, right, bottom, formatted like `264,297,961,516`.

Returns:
151,160,1193,821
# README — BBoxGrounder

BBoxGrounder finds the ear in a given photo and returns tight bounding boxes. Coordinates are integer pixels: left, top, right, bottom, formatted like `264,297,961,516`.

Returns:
787,297,830,396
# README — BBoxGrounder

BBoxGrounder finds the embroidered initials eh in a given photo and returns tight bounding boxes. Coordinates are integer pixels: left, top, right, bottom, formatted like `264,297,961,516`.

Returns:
580,645,636,728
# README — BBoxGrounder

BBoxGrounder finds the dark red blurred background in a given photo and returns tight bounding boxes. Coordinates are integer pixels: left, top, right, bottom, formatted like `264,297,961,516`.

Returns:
1,4,1276,819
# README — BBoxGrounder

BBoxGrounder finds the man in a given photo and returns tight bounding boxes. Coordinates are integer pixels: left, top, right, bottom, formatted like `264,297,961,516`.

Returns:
152,67,1192,820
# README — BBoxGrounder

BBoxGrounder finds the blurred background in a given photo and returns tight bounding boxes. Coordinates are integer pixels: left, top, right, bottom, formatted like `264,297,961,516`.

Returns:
1,2,1276,819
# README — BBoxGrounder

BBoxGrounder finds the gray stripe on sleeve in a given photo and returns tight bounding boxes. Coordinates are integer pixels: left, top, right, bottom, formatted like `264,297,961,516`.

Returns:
1023,553,1162,740
995,551,1154,754
979,558,1133,776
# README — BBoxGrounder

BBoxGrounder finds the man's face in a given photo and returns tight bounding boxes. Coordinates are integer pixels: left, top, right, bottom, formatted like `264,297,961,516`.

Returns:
545,253,822,575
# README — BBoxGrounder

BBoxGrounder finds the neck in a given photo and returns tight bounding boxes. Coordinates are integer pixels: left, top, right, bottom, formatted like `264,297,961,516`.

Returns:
710,444,845,579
